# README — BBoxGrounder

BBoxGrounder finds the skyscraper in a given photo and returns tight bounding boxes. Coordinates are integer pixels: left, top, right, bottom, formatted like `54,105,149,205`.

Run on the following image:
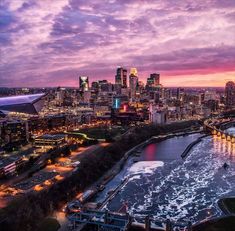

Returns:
79,76,89,91
130,68,137,76
129,68,138,99
91,81,99,91
225,81,235,108
177,88,185,101
146,73,160,90
115,67,127,88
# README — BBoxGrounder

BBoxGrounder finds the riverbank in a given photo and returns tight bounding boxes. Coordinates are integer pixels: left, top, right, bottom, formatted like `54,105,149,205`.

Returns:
191,122,235,231
87,130,203,208
62,130,203,230
69,122,235,231
218,197,235,215
0,120,201,231
56,127,203,230
193,215,235,231
194,197,235,230
95,128,235,228
181,134,208,158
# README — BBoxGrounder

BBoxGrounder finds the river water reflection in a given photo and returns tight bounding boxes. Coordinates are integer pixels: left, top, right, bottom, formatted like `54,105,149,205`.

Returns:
95,132,235,223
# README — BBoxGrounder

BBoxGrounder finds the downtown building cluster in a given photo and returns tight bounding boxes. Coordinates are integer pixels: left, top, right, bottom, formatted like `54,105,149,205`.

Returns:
0,68,231,160
73,67,226,125
0,68,232,183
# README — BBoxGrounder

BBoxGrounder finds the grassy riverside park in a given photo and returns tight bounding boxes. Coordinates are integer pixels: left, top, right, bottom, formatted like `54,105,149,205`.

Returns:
74,125,129,140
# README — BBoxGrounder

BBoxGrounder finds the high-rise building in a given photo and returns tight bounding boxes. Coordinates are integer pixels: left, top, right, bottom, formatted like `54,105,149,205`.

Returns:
83,90,91,104
91,81,99,91
225,81,235,108
115,67,127,88
129,68,138,99
146,73,160,88
177,88,185,101
79,76,89,91
137,81,145,93
55,87,66,106
130,68,137,76
149,104,167,124
98,80,113,92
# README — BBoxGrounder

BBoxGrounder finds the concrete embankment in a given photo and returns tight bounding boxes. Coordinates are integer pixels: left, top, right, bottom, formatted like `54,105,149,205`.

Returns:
192,215,235,231
149,130,203,145
99,130,203,193
218,197,235,215
90,129,203,208
129,130,203,153
66,129,202,231
76,129,202,210
218,199,231,215
181,134,208,158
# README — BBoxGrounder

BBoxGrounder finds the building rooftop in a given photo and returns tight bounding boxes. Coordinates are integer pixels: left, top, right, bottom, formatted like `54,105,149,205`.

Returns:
14,171,57,191
0,155,22,168
0,94,44,106
0,93,45,114
35,134,65,141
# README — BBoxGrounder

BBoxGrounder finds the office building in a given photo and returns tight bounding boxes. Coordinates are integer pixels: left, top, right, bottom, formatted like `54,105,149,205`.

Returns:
98,80,113,92
225,81,235,108
146,73,160,88
0,93,45,115
115,67,127,88
149,104,167,124
129,68,138,99
79,76,89,91
177,88,185,101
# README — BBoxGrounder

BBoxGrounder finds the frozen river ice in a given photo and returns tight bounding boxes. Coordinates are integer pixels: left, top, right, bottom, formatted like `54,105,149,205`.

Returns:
94,132,235,223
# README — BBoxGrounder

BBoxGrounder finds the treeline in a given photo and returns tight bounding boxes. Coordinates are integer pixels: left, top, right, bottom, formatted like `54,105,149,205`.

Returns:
0,120,200,231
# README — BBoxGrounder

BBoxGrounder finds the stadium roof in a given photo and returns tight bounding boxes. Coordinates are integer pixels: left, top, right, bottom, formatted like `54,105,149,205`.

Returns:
0,93,45,114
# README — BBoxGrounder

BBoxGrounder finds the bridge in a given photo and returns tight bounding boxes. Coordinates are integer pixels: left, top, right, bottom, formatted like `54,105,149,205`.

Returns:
204,119,235,142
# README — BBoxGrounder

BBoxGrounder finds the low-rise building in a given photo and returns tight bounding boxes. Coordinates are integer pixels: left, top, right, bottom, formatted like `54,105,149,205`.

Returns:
34,134,66,150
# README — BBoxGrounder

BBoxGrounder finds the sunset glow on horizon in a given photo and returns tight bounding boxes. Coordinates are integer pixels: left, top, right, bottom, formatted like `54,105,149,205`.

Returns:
1,0,235,87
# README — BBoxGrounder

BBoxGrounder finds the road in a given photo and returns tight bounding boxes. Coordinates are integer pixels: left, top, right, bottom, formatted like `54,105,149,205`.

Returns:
54,140,141,231
51,143,110,231
0,142,110,209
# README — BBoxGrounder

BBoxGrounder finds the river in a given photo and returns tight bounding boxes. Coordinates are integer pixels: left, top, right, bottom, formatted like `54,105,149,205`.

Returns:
93,131,235,224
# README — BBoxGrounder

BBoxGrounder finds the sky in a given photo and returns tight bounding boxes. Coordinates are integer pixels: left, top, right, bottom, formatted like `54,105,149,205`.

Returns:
0,0,235,88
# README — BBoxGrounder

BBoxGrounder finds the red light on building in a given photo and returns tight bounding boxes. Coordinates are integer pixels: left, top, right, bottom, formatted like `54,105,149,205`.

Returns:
123,104,128,112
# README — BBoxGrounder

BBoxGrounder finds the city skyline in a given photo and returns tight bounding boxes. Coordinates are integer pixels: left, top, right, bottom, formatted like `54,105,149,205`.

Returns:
1,0,235,87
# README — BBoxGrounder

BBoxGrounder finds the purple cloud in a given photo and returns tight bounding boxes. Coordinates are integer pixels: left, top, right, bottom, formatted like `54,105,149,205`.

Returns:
0,0,235,87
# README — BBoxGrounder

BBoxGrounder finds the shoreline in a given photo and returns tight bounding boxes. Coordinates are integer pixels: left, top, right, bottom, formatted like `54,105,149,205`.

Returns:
218,197,235,215
0,121,205,231
83,129,234,228
181,134,208,158
64,129,203,230
71,129,203,219
90,129,203,206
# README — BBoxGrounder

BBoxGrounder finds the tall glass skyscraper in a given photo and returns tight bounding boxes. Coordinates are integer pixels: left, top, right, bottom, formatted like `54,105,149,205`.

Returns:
225,81,235,108
79,76,89,91
129,68,138,99
115,67,127,88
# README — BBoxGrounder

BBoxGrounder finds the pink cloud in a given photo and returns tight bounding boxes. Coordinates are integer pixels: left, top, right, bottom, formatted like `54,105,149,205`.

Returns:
0,0,235,87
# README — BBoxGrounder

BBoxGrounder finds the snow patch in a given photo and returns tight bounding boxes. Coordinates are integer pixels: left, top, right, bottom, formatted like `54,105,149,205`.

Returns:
128,161,164,175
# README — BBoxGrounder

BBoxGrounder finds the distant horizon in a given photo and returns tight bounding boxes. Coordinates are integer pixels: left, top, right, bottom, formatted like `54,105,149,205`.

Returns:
1,1,235,87
0,73,231,89
0,83,227,89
